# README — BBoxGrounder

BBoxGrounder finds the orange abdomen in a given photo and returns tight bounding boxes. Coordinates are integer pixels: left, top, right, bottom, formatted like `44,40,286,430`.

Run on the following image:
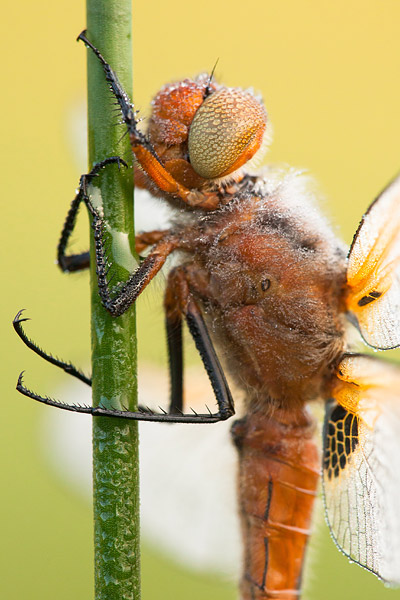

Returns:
232,407,319,600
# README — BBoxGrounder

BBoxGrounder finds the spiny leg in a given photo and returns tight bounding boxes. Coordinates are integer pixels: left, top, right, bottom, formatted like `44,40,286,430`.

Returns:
13,311,174,420
58,159,167,271
15,373,231,422
57,156,127,273
13,311,182,420
13,310,91,386
15,371,231,423
16,269,235,423
15,370,176,421
16,166,178,416
14,223,178,416
77,31,136,134
56,150,176,316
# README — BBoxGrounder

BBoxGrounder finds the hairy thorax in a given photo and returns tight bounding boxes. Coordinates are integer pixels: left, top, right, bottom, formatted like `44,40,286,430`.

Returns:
178,175,348,408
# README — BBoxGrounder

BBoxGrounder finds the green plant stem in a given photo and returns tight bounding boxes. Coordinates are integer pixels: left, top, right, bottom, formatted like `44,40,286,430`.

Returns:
85,3,140,599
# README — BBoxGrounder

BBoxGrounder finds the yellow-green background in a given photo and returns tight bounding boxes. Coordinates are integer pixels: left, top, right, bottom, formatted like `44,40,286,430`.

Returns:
2,1,400,598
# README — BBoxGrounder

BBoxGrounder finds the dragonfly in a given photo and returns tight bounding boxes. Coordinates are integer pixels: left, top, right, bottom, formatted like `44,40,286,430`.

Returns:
14,30,400,599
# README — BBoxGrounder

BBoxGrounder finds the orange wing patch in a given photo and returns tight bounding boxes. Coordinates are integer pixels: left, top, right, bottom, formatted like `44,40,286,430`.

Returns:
323,354,400,585
329,353,400,428
346,175,400,349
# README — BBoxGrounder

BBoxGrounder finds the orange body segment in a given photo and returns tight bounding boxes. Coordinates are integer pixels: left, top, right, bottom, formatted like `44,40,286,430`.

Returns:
232,408,319,600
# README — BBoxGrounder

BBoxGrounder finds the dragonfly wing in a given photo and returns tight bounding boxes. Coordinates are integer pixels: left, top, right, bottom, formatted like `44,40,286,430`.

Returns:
346,175,400,349
323,354,400,585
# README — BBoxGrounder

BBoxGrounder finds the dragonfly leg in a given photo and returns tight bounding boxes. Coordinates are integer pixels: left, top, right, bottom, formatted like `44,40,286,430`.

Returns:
57,158,179,316
13,312,173,420
15,371,232,423
15,268,235,424
164,267,235,421
57,156,127,273
13,310,91,386
165,301,183,415
88,213,179,316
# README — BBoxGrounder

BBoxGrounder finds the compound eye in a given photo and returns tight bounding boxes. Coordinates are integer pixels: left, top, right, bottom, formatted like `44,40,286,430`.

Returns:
188,88,267,179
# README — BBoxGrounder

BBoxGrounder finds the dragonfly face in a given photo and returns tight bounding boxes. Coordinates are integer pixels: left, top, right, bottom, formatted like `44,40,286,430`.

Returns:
14,32,400,598
133,72,269,209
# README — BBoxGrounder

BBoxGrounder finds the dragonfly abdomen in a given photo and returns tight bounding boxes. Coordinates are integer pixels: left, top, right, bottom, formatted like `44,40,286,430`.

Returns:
232,407,319,599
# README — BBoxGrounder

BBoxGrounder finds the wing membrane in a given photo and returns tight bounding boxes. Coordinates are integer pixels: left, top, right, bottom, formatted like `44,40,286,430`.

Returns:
346,175,400,349
323,354,400,585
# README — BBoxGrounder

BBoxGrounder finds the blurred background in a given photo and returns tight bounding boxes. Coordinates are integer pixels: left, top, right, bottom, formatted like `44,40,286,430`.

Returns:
2,1,400,598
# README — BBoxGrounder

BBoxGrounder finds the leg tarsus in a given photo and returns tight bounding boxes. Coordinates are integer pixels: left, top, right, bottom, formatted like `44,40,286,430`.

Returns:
13,310,91,386
77,31,137,134
16,372,93,413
